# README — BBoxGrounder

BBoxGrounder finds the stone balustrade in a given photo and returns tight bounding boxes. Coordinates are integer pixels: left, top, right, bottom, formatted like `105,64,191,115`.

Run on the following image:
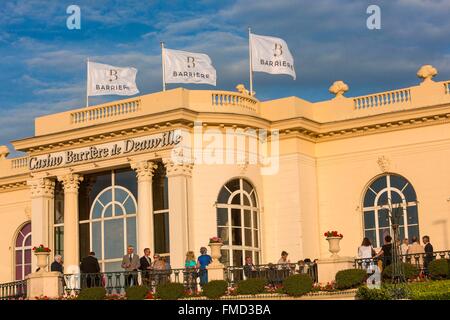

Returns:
353,88,412,110
71,99,140,124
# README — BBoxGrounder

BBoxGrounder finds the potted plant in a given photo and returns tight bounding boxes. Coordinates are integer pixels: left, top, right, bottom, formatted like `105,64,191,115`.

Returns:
33,244,51,272
324,231,343,257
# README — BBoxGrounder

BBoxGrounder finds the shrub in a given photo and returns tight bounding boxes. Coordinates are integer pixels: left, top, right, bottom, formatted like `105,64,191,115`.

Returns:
125,285,149,300
155,283,185,300
282,274,313,297
428,259,450,279
335,269,367,290
236,278,267,295
382,263,419,281
356,286,391,300
409,279,450,300
77,287,106,300
202,280,228,299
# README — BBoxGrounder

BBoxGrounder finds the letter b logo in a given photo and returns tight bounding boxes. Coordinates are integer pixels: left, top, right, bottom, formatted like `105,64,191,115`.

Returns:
274,43,283,57
187,56,195,68
109,69,118,82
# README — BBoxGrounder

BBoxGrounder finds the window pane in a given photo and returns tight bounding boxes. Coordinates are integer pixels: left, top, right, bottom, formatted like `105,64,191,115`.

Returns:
15,250,22,265
408,225,419,241
16,266,22,281
15,233,24,248
92,222,102,259
254,230,259,248
217,187,230,204
379,228,390,245
378,209,389,228
25,235,31,247
403,183,417,202
253,212,258,229
243,180,253,194
115,188,128,203
243,195,250,206
220,249,229,266
364,211,375,229
407,206,418,225
92,202,103,219
377,191,388,207
231,194,241,205
104,220,124,259
104,261,122,273
22,223,31,236
250,191,257,208
104,204,113,218
364,230,377,248
255,252,260,265
231,209,241,226
245,229,252,246
24,249,31,264
233,250,243,267
245,250,252,261
217,208,228,226
232,228,242,245
127,217,137,249
218,227,229,245
399,226,405,241
244,210,251,228
115,169,137,200
391,190,403,205
98,190,112,206
226,179,240,193
115,204,124,216
55,226,64,256
123,197,136,214
24,265,31,277
79,224,89,260
153,165,168,211
364,190,376,208
54,182,64,224
89,173,112,202
154,213,170,254
371,176,387,194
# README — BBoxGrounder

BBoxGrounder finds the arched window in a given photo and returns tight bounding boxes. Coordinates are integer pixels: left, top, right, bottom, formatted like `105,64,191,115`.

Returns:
362,174,419,248
15,222,32,280
216,178,260,267
79,170,137,272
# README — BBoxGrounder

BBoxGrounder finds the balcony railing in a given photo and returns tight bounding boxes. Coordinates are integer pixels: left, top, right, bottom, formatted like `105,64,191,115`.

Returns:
0,279,27,300
71,99,141,124
11,156,29,169
353,88,412,110
225,262,318,287
211,92,258,112
354,250,450,274
63,268,201,295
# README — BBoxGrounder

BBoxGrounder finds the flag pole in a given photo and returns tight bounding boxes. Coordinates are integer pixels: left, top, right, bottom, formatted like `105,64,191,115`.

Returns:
86,58,89,108
161,41,166,91
248,27,253,96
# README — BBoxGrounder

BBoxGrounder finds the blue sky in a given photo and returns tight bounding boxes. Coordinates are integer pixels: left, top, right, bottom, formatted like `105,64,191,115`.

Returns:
1,0,449,154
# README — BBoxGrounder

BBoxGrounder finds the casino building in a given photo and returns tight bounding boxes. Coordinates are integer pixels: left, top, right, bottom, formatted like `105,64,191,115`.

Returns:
0,64,449,282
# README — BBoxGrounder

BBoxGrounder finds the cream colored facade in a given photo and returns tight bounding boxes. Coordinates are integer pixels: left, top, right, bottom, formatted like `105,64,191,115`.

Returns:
0,64,449,282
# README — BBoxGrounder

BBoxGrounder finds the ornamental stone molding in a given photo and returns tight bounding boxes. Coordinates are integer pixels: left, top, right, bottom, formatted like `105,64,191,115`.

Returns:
377,155,391,173
24,206,31,220
162,158,194,177
417,64,437,83
27,178,55,199
329,81,349,98
130,160,158,181
57,174,84,193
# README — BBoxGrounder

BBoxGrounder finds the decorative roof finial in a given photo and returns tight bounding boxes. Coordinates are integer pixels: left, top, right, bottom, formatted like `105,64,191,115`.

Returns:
329,81,349,98
0,145,9,160
417,64,437,83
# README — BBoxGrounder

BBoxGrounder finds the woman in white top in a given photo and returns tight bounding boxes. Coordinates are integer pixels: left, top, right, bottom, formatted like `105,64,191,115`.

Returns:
358,237,375,269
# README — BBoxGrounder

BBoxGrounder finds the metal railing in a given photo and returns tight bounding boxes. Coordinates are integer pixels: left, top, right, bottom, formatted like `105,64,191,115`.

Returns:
0,279,27,300
225,262,318,287
354,250,450,274
63,268,202,295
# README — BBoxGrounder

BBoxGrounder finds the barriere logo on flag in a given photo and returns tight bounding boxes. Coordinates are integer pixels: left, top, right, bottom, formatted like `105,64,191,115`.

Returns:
88,61,139,96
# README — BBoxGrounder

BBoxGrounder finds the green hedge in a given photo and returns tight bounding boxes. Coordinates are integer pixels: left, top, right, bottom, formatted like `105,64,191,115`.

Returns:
428,259,450,279
155,283,185,300
202,280,228,299
77,287,106,300
335,269,367,290
236,278,267,295
409,279,450,300
282,274,313,297
126,285,149,300
355,286,391,300
382,262,419,281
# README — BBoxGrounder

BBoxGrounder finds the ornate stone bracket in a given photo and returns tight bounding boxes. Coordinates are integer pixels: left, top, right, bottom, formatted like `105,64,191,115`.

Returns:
27,178,55,199
377,155,391,173
57,174,83,193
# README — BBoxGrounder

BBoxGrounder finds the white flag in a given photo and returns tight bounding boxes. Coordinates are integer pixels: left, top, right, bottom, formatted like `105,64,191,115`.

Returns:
164,48,216,86
88,61,139,96
250,33,296,80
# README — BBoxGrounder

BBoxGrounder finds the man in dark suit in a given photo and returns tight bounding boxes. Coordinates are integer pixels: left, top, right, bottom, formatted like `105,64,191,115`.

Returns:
50,255,64,273
139,248,152,287
422,235,434,274
80,251,101,288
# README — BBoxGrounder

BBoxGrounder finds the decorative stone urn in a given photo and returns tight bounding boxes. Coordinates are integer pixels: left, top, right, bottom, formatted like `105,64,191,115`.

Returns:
326,237,342,258
208,242,224,267
35,252,50,272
